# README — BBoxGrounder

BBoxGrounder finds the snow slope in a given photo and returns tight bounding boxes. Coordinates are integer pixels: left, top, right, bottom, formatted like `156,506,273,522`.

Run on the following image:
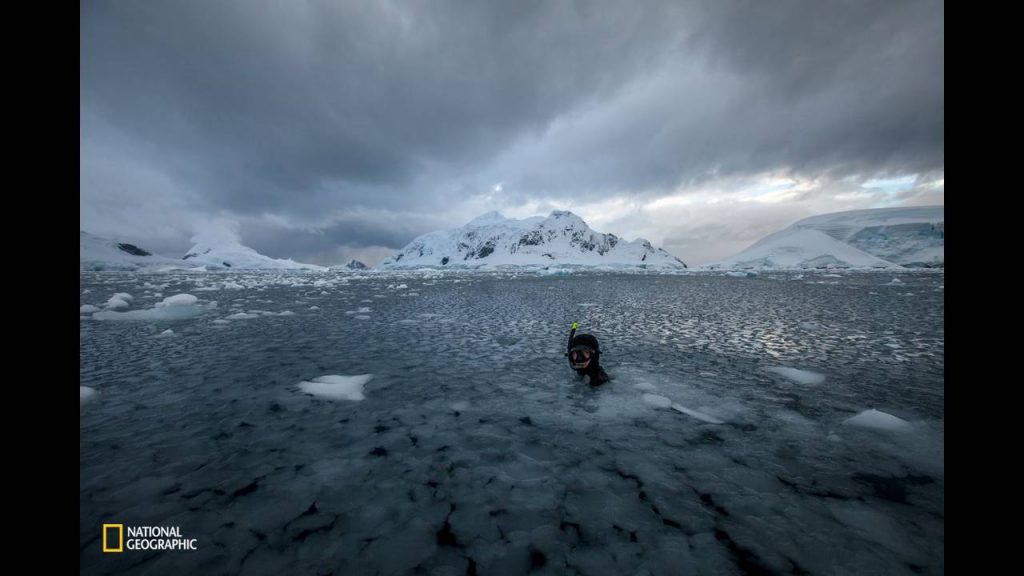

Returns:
183,241,325,271
708,206,943,270
791,206,944,267
80,231,194,272
710,228,898,270
379,211,687,269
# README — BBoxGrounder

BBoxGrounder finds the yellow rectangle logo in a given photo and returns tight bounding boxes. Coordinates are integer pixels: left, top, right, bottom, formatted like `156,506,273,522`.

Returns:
102,524,123,553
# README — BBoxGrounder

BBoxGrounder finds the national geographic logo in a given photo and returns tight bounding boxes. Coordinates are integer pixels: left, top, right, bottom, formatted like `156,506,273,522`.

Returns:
102,524,123,553
102,524,198,553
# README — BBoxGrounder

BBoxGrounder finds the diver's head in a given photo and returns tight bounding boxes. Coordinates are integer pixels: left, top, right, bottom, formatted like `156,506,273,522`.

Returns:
569,345,595,370
568,333,601,372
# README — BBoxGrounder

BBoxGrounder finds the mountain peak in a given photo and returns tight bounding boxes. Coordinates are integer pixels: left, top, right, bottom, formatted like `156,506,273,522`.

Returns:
548,210,582,220
380,211,686,269
467,211,508,226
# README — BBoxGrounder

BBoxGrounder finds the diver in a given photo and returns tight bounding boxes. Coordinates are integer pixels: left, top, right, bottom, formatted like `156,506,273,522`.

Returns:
566,322,610,385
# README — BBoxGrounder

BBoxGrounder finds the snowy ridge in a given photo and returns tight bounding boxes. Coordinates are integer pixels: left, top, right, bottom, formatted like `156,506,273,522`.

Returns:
82,230,325,271
80,231,194,271
791,206,943,268
379,210,687,269
183,241,325,271
707,206,943,270
710,228,897,270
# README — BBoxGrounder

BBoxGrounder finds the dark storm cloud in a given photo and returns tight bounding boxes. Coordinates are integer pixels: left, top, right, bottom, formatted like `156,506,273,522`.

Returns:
81,0,943,264
495,0,944,201
241,211,442,256
82,0,687,214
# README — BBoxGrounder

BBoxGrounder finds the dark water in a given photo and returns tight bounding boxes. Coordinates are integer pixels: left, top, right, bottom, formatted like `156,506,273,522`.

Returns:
80,270,944,575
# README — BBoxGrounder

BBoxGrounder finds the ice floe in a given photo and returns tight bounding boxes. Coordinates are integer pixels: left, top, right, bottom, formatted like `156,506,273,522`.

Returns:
298,374,373,401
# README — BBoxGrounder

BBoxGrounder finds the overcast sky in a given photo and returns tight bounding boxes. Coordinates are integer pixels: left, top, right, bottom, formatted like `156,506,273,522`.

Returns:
81,0,943,266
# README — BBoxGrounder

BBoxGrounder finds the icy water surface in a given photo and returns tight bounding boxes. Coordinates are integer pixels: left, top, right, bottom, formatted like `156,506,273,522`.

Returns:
80,271,944,575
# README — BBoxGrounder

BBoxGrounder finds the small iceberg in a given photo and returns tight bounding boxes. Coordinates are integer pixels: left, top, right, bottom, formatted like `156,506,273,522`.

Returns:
80,386,97,404
842,409,911,432
298,374,373,401
768,366,826,385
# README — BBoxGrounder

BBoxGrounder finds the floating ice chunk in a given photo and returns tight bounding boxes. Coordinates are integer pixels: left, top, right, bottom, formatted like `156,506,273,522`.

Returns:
212,319,230,325
842,409,911,431
775,410,815,427
93,294,213,321
355,315,371,320
726,271,757,278
298,374,372,401
80,386,97,403
767,366,826,385
156,294,198,308
156,329,175,337
577,302,597,307
80,304,100,314
670,403,724,424
888,278,903,284
345,307,372,315
105,293,133,309
225,313,259,320
642,394,673,408
82,289,92,294
633,381,658,392
309,306,320,310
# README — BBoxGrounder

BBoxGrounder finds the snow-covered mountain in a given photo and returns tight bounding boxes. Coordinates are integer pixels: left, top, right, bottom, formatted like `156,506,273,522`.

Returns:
790,206,943,267
708,206,944,270
379,210,687,269
709,228,899,270
183,240,325,271
80,231,194,271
